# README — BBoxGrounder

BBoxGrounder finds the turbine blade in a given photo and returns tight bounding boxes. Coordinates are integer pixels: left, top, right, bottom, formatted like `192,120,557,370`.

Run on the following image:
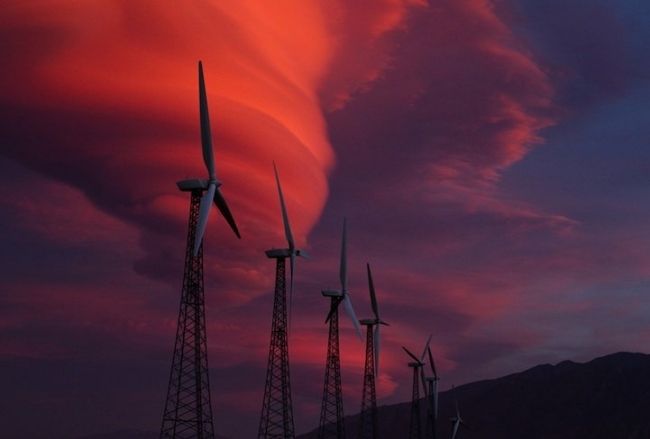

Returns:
421,333,432,362
452,422,460,439
273,162,294,250
428,346,437,378
402,346,420,363
325,297,342,323
213,188,241,238
342,294,363,339
198,61,215,179
367,263,379,319
194,182,216,255
340,218,347,292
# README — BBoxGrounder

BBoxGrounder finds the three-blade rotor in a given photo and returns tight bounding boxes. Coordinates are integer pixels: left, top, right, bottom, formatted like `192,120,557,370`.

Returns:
402,334,433,397
273,162,305,322
366,263,388,377
325,218,363,339
450,389,466,439
193,61,241,256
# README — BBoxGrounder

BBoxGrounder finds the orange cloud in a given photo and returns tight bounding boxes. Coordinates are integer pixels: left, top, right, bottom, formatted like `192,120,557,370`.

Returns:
1,1,424,303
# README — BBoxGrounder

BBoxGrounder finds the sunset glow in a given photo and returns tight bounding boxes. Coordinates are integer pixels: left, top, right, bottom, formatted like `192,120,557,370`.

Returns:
2,1,650,438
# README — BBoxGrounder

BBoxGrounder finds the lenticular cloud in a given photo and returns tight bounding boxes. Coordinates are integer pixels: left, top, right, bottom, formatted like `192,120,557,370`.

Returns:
0,0,423,296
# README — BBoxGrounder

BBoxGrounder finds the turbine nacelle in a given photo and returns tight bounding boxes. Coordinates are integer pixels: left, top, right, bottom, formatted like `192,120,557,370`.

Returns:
321,289,344,298
177,179,222,192
265,248,304,258
360,318,389,326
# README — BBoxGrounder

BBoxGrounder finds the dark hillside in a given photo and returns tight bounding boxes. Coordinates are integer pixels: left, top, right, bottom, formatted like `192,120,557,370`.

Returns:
299,352,650,439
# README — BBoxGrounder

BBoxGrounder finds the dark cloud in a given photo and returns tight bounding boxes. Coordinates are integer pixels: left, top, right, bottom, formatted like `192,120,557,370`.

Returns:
511,0,650,107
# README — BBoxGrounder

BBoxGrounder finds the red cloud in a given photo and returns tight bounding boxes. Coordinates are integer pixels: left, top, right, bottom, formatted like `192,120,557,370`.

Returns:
5,1,638,438
1,0,428,302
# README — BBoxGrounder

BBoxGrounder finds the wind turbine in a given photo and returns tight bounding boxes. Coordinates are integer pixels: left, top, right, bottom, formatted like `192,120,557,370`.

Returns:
258,162,305,439
359,263,389,439
450,391,466,439
324,218,363,338
424,346,440,439
191,63,240,257
319,218,363,439
160,61,240,439
402,334,433,439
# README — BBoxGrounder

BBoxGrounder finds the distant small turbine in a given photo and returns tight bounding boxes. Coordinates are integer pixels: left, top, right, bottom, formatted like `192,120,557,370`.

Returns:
402,334,433,439
450,391,467,439
424,346,440,439
359,263,389,439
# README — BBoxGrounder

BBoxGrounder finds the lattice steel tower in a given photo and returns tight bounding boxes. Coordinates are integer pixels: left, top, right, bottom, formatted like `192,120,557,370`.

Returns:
160,190,214,439
319,297,345,439
407,363,423,439
424,378,437,439
358,264,388,439
423,347,439,439
258,164,305,439
402,336,432,439
358,322,379,439
160,61,241,439
319,219,362,439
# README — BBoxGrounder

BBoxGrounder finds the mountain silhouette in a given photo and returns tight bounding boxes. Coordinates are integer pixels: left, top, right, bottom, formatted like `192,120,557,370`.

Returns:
298,352,650,439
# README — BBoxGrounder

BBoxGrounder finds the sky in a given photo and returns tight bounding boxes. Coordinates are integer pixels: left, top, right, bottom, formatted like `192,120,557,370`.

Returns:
1,0,649,438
